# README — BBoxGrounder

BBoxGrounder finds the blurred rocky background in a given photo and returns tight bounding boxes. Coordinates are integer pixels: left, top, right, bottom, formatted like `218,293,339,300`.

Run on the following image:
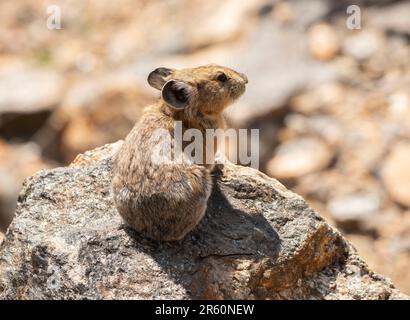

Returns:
0,0,409,294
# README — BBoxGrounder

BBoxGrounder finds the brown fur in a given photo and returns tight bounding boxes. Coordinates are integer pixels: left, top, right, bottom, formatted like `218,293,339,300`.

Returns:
112,64,247,241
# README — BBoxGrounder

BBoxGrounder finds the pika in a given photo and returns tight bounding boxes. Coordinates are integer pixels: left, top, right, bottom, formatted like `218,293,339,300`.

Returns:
112,64,248,241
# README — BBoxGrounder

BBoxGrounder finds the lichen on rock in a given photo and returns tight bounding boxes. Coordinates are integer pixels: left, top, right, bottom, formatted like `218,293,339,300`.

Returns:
0,142,407,299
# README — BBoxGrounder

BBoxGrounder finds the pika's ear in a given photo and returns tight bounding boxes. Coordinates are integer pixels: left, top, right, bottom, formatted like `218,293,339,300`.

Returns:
162,80,192,109
147,67,174,90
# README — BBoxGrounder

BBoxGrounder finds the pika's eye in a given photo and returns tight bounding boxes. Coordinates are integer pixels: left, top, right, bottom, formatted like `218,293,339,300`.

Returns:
216,72,228,82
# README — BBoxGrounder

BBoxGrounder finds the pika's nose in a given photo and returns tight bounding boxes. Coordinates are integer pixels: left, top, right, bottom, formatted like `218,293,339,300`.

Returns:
240,73,248,84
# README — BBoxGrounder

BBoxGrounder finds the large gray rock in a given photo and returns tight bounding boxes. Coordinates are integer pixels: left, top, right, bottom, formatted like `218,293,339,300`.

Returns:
0,142,407,299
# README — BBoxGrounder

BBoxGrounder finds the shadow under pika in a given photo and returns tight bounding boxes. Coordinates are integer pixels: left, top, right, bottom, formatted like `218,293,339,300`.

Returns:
123,163,282,299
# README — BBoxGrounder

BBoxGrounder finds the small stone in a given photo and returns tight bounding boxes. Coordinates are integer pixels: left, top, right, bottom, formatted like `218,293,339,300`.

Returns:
0,64,63,114
388,91,410,120
290,82,345,115
382,142,410,208
327,192,380,231
285,114,342,145
343,30,384,61
272,2,293,25
188,0,257,50
267,137,333,180
308,23,340,61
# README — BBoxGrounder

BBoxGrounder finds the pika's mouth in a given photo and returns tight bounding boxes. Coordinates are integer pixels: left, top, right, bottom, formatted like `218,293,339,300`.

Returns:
229,85,246,101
